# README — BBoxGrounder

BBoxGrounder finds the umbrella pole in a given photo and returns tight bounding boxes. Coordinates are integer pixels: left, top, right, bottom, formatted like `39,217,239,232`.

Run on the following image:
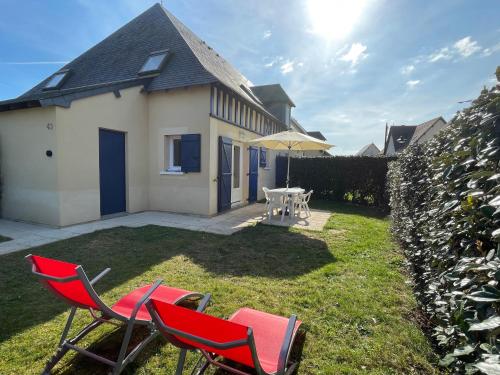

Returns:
286,145,291,188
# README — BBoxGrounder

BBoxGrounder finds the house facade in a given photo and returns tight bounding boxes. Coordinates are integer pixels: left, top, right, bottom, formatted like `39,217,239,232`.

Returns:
0,4,294,227
383,116,447,156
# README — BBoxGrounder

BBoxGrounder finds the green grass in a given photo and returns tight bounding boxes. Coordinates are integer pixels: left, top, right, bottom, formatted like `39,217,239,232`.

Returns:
0,202,437,374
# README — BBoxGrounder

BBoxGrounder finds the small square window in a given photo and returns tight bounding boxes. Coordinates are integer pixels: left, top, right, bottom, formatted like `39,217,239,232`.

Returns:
43,70,70,90
139,50,169,75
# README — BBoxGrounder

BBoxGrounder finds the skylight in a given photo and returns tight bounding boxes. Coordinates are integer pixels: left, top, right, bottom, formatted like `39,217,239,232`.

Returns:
138,50,170,75
43,69,70,90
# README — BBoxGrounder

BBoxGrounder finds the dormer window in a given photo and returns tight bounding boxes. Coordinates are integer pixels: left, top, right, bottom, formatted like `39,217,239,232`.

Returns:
138,50,170,75
43,69,70,90
240,85,263,105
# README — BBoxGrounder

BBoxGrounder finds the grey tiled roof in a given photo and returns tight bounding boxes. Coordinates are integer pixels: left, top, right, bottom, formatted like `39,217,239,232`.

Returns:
250,84,295,106
307,131,327,141
0,3,278,118
409,116,446,145
384,125,416,153
356,143,380,156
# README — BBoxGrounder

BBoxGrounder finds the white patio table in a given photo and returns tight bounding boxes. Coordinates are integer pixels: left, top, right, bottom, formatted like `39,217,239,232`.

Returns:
268,187,305,218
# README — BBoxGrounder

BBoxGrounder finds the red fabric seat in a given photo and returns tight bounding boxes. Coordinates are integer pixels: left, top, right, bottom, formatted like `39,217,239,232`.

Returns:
112,284,197,322
149,301,301,374
31,255,100,309
229,308,301,374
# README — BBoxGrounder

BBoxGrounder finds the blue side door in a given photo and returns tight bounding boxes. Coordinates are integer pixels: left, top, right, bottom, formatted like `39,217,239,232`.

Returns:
248,146,258,202
99,129,126,216
218,136,232,212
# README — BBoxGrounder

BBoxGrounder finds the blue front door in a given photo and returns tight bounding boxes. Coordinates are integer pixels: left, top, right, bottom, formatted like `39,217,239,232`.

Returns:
99,129,126,216
218,136,232,212
248,146,258,202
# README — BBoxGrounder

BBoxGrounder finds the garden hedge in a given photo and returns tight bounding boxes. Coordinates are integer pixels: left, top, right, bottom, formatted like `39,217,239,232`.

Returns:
278,155,393,210
388,72,500,374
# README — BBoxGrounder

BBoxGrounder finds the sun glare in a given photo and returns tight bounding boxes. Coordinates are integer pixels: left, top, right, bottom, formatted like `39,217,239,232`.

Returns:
307,0,368,40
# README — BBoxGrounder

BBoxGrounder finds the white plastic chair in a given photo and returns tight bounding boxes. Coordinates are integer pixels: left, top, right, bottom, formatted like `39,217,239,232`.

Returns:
296,190,313,217
267,191,289,222
262,187,271,211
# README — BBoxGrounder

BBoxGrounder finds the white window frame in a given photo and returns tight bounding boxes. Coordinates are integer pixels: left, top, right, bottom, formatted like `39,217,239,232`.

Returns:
167,135,182,172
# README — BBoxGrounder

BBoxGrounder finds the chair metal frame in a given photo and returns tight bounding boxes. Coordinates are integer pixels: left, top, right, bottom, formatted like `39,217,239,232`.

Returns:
146,300,299,375
26,254,207,375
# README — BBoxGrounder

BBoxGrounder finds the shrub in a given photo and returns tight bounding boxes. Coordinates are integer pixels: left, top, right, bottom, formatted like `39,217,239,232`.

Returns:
278,155,393,210
388,78,500,373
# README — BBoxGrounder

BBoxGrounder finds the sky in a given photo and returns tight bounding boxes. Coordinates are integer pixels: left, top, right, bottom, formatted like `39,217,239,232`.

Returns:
0,0,498,155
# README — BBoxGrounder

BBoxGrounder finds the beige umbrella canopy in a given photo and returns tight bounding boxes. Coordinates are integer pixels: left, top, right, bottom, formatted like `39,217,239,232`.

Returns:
248,130,334,187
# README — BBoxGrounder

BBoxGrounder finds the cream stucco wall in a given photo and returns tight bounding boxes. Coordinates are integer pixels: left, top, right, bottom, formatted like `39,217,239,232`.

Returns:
208,117,277,215
0,84,278,226
148,86,212,215
55,86,149,226
0,107,60,225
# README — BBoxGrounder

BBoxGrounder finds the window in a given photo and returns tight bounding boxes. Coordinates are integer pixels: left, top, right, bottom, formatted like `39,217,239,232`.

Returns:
43,69,70,90
259,147,267,168
233,145,240,188
139,50,169,75
163,134,201,174
165,135,182,172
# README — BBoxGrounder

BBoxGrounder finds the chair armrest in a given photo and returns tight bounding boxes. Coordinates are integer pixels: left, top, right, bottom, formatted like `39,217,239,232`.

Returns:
130,279,163,320
196,293,212,312
90,268,111,285
277,315,297,375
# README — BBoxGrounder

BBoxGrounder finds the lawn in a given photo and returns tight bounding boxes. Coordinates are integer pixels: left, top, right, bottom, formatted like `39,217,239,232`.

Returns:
0,203,437,374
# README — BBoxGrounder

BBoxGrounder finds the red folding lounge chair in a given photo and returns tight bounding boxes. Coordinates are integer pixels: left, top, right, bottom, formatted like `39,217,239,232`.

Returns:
26,254,210,375
145,299,302,375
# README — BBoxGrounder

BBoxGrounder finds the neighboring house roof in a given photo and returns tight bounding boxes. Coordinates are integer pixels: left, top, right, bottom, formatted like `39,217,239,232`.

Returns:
356,143,380,156
307,131,327,141
383,116,447,155
250,84,296,107
290,117,307,133
0,3,281,120
409,116,446,145
384,125,416,154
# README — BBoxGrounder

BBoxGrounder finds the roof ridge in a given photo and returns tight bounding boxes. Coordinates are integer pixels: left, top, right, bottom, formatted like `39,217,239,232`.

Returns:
159,5,249,89
155,4,218,84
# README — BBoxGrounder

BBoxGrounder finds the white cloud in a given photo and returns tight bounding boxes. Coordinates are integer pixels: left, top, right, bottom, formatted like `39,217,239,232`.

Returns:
263,30,272,39
297,62,304,68
429,47,452,62
482,42,500,57
264,56,283,68
406,80,421,88
401,64,415,75
428,37,481,63
280,60,295,74
339,43,368,67
454,36,481,57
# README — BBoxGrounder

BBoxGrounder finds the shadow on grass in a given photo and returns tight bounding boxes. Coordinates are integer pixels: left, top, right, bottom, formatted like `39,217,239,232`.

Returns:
0,224,333,345
54,325,307,375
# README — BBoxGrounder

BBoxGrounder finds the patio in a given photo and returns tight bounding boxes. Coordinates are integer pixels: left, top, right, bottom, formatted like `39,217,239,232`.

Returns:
0,203,331,255
0,202,437,375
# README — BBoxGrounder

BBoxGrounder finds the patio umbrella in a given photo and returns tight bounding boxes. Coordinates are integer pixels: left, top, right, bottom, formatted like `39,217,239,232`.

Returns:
248,130,333,187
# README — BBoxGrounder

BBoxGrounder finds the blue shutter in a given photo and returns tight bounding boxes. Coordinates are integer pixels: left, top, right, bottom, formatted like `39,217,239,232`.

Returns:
259,147,267,167
181,134,201,172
